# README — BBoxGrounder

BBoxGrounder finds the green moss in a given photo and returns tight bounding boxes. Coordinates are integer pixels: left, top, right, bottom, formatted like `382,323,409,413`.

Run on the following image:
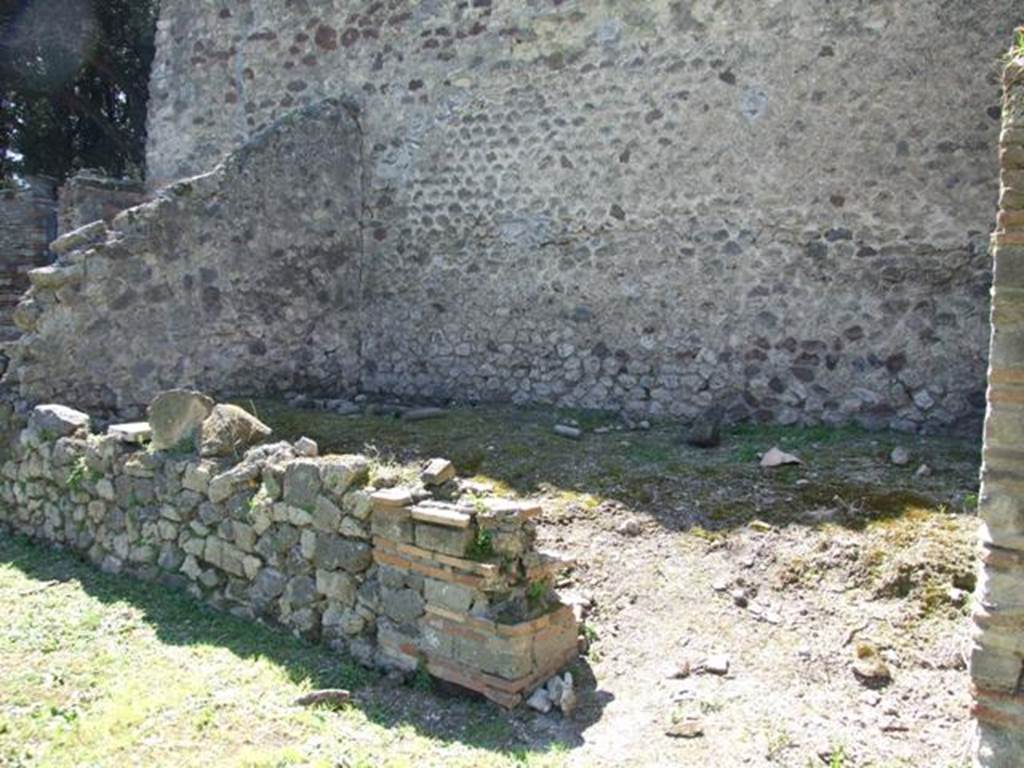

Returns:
464,528,495,562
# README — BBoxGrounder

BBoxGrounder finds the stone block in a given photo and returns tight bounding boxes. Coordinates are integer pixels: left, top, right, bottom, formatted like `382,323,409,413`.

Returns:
381,586,426,625
453,632,533,681
371,488,413,510
420,619,455,659
29,405,90,438
300,529,317,559
421,458,456,486
339,516,369,540
242,555,261,580
371,507,414,543
971,641,1024,694
108,423,152,444
198,404,272,458
313,495,342,532
182,462,213,494
415,522,473,557
532,610,579,670
411,503,470,529
251,567,287,601
320,455,369,496
316,569,357,604
283,459,321,509
233,521,257,552
282,575,316,609
314,533,372,573
323,603,365,636
342,489,372,520
424,577,476,614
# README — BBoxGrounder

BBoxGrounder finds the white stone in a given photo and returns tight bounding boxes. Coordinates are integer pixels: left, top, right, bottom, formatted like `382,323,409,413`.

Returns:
760,447,801,468
107,422,152,444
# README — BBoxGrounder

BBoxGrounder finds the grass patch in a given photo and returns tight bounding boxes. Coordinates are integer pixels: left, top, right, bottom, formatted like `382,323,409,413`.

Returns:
0,535,569,768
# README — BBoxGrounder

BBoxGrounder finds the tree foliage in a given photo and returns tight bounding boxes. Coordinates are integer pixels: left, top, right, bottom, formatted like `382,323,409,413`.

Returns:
0,0,157,184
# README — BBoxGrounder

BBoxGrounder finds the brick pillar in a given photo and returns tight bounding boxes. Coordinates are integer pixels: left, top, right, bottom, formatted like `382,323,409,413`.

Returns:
973,34,1024,767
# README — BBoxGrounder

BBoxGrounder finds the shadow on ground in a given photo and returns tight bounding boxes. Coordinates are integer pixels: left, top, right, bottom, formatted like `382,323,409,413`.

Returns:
242,399,983,534
0,534,610,760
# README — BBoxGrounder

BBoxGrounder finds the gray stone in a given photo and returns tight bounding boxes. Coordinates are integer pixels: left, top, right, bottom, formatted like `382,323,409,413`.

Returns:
890,447,911,466
312,495,342,532
107,423,151,444
424,578,475,614
283,575,317,608
381,586,425,624
294,437,318,457
316,569,356,604
527,687,554,713
371,507,413,543
283,459,321,509
553,424,582,440
29,405,90,438
148,390,213,451
685,407,723,449
415,522,473,557
199,404,272,458
421,458,456,486
314,534,372,573
321,455,370,497
252,567,288,601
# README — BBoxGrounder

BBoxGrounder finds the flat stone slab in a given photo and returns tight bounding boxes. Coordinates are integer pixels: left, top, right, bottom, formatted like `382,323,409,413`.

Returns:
30,404,90,437
411,503,471,529
371,488,414,510
107,422,152,444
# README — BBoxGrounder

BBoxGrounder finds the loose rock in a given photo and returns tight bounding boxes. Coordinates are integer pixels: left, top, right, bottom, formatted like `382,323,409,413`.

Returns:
890,447,910,466
554,424,583,440
666,711,705,739
421,458,456,486
701,655,731,675
107,422,151,444
760,447,801,468
527,686,554,713
30,404,91,437
617,518,642,537
148,389,214,451
685,406,723,449
852,642,892,684
294,436,318,457
199,404,273,457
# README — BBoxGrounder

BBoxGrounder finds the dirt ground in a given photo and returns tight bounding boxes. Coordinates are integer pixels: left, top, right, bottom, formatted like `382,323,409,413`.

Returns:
247,400,981,768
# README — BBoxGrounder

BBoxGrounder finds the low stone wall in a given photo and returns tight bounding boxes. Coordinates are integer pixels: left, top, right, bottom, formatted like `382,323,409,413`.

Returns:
972,37,1024,768
0,402,578,707
57,170,147,235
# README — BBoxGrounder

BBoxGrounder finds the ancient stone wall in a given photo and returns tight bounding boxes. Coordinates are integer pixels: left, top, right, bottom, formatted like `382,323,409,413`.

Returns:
972,39,1024,768
5,100,365,414
57,170,148,235
0,177,57,342
139,0,1017,431
0,402,577,706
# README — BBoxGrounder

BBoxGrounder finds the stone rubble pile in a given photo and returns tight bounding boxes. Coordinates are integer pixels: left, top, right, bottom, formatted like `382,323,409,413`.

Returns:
0,392,579,709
